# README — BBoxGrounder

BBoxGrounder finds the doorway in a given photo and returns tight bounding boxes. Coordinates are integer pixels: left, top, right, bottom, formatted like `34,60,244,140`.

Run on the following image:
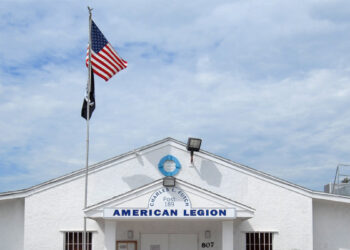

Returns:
141,234,197,250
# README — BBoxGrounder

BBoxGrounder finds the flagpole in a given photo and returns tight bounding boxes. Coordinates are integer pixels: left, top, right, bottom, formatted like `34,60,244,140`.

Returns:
83,6,93,250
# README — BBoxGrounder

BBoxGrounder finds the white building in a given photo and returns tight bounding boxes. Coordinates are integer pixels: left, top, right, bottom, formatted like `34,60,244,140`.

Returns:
0,137,350,250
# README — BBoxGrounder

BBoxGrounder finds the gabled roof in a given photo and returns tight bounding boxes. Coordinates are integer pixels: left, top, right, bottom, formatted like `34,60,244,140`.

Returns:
0,137,173,200
1,137,350,204
84,178,255,219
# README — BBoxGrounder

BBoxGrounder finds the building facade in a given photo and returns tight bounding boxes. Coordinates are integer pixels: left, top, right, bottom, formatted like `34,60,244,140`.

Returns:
0,138,350,250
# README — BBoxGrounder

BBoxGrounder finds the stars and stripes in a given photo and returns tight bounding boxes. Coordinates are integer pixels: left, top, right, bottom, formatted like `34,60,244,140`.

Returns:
86,20,127,81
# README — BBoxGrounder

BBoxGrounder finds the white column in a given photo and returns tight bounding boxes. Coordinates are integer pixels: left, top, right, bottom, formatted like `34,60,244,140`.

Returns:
222,221,234,250
104,220,117,250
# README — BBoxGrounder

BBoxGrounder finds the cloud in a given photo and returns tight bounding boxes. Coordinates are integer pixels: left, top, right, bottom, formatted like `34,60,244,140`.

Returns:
1,0,350,192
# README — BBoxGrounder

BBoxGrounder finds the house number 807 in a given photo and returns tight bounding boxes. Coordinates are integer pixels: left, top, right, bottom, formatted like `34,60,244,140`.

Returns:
201,242,214,248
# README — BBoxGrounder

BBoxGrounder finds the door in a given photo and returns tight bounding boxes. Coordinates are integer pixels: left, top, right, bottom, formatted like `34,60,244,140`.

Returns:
141,234,197,250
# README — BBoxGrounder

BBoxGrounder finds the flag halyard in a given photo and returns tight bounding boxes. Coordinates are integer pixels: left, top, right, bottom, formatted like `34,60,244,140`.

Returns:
85,21,127,81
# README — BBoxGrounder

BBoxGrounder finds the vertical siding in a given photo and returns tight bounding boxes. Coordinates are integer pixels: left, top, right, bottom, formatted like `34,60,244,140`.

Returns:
313,199,350,250
0,198,24,250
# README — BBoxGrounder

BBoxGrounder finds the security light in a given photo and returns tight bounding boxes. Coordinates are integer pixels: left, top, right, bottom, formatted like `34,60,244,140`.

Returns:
186,138,202,163
187,138,202,151
163,176,176,187
205,230,211,239
127,230,134,239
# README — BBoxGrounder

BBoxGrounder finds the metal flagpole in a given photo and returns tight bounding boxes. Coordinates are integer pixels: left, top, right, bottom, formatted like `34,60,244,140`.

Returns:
83,6,93,250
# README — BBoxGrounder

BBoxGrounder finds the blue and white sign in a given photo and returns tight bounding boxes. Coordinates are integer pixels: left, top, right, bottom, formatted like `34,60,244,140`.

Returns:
103,187,236,219
105,208,234,218
158,155,181,176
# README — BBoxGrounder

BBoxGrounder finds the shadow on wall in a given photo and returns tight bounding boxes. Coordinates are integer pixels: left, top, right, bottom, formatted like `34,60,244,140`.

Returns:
239,220,254,232
122,174,156,189
198,160,222,187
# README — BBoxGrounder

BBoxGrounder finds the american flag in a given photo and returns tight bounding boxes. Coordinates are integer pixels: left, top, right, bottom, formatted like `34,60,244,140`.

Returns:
86,20,127,81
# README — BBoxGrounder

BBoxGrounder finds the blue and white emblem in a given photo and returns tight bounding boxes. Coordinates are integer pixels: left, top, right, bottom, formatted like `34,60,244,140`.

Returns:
158,155,181,176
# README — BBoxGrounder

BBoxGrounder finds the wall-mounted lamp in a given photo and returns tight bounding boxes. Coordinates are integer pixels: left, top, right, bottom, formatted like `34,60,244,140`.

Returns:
186,137,202,163
205,230,211,239
163,176,176,187
127,230,134,239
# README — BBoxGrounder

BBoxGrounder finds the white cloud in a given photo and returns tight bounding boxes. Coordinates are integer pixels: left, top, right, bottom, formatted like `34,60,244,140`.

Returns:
1,0,350,192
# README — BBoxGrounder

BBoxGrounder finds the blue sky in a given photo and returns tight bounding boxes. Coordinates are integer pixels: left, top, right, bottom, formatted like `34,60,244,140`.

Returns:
1,0,350,192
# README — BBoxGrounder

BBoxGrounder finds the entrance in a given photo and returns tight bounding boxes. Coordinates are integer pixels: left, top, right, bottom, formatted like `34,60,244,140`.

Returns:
141,234,197,250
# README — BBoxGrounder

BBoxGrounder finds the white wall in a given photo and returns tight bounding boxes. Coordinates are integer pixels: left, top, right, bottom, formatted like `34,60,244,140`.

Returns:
233,175,313,250
313,199,350,250
0,198,24,250
23,178,105,250
22,142,316,250
86,144,314,250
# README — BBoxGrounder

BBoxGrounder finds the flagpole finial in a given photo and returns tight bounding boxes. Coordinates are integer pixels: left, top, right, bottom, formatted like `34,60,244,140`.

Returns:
87,6,93,16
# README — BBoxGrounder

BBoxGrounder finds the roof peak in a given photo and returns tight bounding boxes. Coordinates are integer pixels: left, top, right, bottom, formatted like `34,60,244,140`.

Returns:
1,137,350,204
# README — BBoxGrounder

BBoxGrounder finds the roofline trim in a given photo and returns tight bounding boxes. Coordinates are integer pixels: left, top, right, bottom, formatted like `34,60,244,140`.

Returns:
84,178,256,213
0,137,174,200
1,137,350,204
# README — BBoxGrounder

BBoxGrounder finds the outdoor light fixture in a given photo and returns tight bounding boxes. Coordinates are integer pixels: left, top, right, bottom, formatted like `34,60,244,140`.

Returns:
127,230,134,239
205,230,211,239
186,137,202,163
163,176,176,187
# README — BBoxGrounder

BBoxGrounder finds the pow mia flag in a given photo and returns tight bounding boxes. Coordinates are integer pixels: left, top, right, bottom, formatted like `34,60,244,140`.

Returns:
81,69,95,120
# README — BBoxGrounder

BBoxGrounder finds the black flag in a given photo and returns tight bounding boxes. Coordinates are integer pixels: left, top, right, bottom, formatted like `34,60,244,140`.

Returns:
81,69,95,120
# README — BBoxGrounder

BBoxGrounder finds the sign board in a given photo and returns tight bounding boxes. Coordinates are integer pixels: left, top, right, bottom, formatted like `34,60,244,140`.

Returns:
103,187,236,219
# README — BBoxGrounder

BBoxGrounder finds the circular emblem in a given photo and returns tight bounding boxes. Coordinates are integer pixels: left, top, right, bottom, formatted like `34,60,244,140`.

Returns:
148,187,191,208
158,155,181,176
